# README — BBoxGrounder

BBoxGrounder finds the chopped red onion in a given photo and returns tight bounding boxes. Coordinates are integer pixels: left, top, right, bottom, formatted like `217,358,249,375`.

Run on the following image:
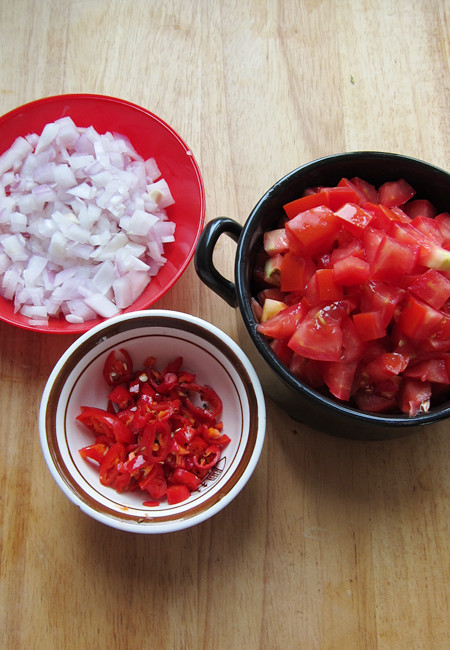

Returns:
0,117,176,324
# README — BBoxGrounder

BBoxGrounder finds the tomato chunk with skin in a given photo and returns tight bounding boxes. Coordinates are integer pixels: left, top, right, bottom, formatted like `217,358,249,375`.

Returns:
288,306,343,362
280,252,315,292
285,205,341,258
257,299,309,339
334,202,374,235
333,256,370,286
399,295,444,339
399,379,432,417
408,268,450,310
378,179,416,207
371,234,419,281
352,311,386,342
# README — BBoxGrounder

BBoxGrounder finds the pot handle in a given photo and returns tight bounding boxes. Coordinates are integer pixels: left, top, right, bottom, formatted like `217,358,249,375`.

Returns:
195,217,242,308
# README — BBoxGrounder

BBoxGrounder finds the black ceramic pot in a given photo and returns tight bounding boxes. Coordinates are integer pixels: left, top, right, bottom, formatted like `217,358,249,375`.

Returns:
195,152,450,440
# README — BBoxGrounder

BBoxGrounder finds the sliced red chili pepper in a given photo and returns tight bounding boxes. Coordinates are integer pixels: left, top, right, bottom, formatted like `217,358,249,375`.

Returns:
99,443,127,486
112,462,133,492
78,351,229,506
166,483,191,505
199,425,231,446
173,424,196,446
79,442,108,464
153,399,180,421
139,463,167,499
180,383,223,423
123,453,147,477
77,407,135,444
108,384,133,410
193,444,221,471
157,372,179,394
188,435,208,457
130,396,154,432
103,349,133,386
169,438,191,458
163,356,184,374
140,420,171,463
177,371,196,384
172,468,202,491
115,407,135,429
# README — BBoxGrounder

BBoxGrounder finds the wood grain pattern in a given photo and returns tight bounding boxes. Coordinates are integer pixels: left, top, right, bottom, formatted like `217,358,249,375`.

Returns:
0,1,449,648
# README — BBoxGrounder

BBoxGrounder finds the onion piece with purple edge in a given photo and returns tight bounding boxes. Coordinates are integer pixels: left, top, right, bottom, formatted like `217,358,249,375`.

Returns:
0,116,176,325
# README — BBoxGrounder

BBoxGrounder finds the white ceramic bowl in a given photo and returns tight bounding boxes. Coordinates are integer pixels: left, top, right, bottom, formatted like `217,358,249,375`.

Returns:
39,310,266,533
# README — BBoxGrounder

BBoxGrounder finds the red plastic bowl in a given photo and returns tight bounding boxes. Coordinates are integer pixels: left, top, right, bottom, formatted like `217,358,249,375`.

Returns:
0,94,205,334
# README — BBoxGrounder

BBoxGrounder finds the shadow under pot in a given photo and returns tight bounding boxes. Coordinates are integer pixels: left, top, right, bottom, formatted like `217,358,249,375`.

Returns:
195,151,450,441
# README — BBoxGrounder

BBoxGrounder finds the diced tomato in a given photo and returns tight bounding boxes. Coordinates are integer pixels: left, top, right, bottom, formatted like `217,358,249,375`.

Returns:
334,202,373,235
353,389,397,413
257,287,286,304
361,352,409,384
289,354,324,388
435,212,450,246
391,206,412,223
408,268,450,310
261,298,288,322
270,338,294,366
315,268,344,302
410,215,444,245
330,239,365,264
333,256,370,286
403,199,437,220
283,187,361,218
321,360,358,401
285,205,341,258
362,227,384,263
340,315,368,363
403,358,449,384
253,174,450,417
370,234,419,281
283,191,330,218
288,306,343,361
337,177,367,204
264,228,289,255
362,202,399,231
324,187,362,211
398,379,432,417
399,294,444,339
352,311,386,342
280,252,315,292
257,299,309,339
359,282,403,327
378,179,416,207
263,253,283,285
350,177,379,203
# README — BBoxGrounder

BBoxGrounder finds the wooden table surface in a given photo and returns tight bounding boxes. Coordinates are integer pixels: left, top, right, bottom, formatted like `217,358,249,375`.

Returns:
1,1,449,648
